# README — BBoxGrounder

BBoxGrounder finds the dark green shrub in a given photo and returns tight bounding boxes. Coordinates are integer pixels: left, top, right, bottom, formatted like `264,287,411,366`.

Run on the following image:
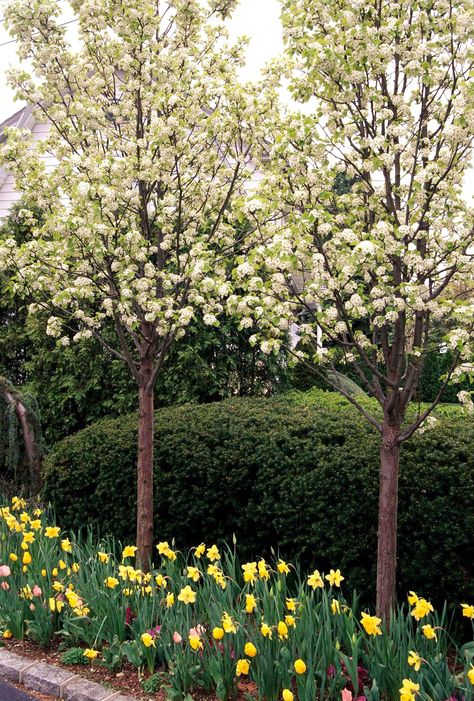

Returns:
42,392,474,604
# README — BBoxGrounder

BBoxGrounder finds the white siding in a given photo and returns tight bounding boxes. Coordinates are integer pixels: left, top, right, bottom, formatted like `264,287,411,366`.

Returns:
0,115,54,219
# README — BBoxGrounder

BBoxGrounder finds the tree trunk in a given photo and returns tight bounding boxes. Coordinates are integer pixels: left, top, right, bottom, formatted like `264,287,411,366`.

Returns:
376,420,401,622
14,396,42,493
136,356,154,571
2,384,42,493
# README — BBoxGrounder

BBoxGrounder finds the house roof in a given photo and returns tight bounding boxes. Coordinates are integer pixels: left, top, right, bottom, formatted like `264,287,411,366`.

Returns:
0,106,29,143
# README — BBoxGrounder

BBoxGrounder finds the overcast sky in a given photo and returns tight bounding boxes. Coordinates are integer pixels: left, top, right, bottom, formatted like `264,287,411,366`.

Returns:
0,0,283,122
0,0,472,199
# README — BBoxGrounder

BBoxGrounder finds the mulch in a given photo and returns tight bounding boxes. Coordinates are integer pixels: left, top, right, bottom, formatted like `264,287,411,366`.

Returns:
2,639,258,701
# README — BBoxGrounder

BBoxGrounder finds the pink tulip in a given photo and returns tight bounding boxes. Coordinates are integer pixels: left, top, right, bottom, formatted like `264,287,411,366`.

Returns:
173,631,182,644
1,581,10,590
342,690,353,701
32,585,42,597
0,565,11,577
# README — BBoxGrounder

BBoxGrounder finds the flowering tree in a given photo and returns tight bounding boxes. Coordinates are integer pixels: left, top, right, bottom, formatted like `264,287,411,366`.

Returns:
252,0,474,618
0,0,272,566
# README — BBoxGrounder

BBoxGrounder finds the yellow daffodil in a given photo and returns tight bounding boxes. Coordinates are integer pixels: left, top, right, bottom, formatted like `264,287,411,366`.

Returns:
45,526,60,538
49,598,64,613
307,569,324,589
245,594,257,614
212,627,224,640
462,603,474,619
84,649,99,660
22,531,35,544
156,541,169,555
236,659,250,676
285,615,296,627
22,551,32,566
408,591,419,606
194,543,206,558
71,563,80,573
30,519,42,531
360,612,382,636
258,559,270,580
122,545,137,559
331,599,340,615
421,624,437,640
2,630,12,639
73,606,89,617
61,538,72,553
399,679,419,701
105,576,119,589
294,659,306,674
11,497,26,511
222,612,237,634
189,633,203,650
164,548,177,561
408,651,422,671
277,621,288,639
206,544,220,561
187,566,200,582
325,569,344,587
155,573,167,588
59,559,67,570
97,551,109,564
242,561,257,584
141,633,155,647
165,592,174,607
20,585,32,600
277,559,290,574
261,622,272,638
411,598,434,621
286,597,297,611
245,642,257,657
9,553,17,562
177,585,196,605
468,665,474,685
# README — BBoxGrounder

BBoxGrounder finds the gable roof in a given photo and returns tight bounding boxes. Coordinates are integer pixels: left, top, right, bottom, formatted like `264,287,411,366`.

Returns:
0,105,34,142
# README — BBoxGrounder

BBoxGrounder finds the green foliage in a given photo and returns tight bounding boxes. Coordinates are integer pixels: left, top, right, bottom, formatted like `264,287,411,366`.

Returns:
60,647,89,665
43,392,474,604
142,672,166,694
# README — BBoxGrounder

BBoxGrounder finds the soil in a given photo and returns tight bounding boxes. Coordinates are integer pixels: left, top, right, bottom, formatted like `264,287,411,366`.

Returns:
2,640,258,701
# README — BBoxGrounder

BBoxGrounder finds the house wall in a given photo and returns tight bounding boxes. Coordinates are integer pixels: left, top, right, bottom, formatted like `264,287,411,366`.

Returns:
0,117,54,219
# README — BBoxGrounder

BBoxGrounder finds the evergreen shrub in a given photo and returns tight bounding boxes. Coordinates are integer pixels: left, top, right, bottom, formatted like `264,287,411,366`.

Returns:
42,392,474,604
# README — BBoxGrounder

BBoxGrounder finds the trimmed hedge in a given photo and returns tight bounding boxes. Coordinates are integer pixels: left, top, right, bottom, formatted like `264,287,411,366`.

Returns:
42,392,474,604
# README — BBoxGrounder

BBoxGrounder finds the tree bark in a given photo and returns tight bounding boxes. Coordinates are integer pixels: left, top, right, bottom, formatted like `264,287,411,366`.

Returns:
136,356,154,571
2,383,42,493
376,419,401,622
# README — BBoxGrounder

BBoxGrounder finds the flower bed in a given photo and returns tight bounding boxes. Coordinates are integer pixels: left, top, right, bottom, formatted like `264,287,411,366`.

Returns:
0,497,473,701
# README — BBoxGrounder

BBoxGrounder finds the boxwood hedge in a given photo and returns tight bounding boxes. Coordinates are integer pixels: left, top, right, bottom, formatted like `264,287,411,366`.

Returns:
42,392,474,604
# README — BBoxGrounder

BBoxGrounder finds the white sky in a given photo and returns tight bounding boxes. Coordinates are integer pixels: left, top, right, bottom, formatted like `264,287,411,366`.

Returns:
0,0,472,200
0,0,283,122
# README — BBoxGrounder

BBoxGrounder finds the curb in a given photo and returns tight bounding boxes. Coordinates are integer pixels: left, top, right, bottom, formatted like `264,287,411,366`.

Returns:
0,649,137,701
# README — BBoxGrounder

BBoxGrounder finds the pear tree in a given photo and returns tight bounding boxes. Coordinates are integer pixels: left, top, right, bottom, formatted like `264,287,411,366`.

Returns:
0,0,272,567
251,0,474,618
